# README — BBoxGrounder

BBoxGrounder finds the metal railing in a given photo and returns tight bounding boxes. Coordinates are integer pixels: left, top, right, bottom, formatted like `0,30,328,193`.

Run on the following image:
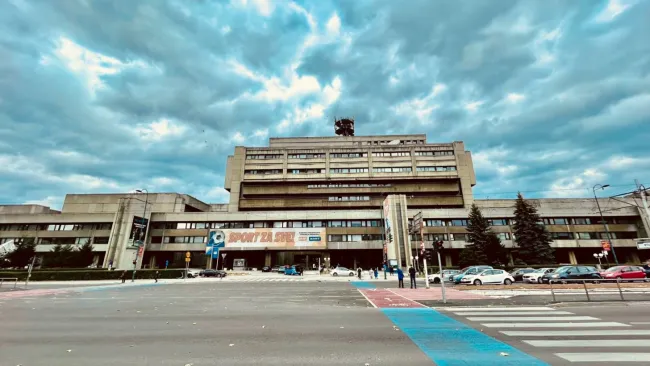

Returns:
548,278,648,302
0,277,18,289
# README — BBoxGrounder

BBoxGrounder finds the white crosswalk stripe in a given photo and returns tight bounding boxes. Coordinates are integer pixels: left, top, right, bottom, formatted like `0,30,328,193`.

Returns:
222,278,303,282
444,306,650,363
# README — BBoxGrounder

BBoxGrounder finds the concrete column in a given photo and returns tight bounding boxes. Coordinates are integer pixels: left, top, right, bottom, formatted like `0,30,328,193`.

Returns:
149,255,156,269
630,251,639,264
265,252,271,266
445,254,452,267
568,250,577,264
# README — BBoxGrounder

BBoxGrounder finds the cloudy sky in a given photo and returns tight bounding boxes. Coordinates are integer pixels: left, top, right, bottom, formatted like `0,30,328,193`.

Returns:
1,0,649,209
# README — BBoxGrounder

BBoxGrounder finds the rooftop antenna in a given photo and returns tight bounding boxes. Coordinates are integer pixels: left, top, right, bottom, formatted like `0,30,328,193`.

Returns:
334,117,355,136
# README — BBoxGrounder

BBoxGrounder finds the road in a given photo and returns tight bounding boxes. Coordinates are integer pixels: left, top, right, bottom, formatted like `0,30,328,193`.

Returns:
1,279,650,365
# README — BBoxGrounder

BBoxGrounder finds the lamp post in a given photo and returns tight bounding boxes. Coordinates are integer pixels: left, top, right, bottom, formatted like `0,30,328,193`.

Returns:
593,184,619,265
132,189,149,282
593,252,603,270
602,250,609,265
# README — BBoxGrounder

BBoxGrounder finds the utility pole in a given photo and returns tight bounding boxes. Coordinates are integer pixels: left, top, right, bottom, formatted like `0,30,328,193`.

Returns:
635,180,650,236
410,212,429,289
593,184,619,265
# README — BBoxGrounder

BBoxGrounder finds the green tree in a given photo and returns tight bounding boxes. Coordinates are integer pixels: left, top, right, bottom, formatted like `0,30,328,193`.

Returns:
459,204,507,267
5,239,36,268
75,240,95,268
512,193,556,264
45,244,76,268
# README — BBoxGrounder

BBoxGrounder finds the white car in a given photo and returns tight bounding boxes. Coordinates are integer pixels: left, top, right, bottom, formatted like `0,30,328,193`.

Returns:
461,269,514,286
523,268,555,283
186,268,202,278
331,267,355,277
428,270,461,284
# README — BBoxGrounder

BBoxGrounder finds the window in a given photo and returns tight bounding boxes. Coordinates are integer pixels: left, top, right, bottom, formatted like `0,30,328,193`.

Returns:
330,168,368,173
372,152,410,157
425,219,446,227
290,169,324,174
244,169,282,175
373,167,412,173
576,232,597,239
169,236,206,244
327,234,375,242
416,166,457,172
449,219,468,226
572,218,592,225
543,218,569,225
246,154,282,160
307,183,391,188
425,234,449,241
496,233,511,240
93,237,109,244
489,219,509,226
414,151,454,156
328,196,370,201
331,152,367,158
450,233,468,241
551,232,573,240
328,221,344,227
288,153,325,159
47,224,75,231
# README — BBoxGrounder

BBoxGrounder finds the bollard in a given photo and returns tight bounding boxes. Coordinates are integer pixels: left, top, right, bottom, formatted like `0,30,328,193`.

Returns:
582,280,591,302
550,280,556,302
616,277,624,301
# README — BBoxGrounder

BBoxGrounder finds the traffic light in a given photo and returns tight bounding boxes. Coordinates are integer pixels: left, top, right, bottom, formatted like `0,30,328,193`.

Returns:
424,249,433,261
434,240,444,253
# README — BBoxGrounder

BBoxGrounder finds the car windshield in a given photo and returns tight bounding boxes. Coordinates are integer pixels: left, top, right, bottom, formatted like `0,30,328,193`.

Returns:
555,266,572,273
605,266,624,272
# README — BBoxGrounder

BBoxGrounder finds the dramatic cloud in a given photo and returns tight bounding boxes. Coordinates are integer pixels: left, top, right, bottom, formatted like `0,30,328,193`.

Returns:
1,0,648,208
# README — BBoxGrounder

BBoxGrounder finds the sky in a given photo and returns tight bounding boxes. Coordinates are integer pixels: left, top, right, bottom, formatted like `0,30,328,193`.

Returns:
1,0,649,209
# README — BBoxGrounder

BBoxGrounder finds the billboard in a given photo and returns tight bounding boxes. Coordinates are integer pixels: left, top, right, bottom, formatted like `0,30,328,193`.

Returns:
128,216,149,246
209,228,327,250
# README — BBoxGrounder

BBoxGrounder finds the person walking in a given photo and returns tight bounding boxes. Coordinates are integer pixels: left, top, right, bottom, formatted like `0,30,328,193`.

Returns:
154,270,159,283
397,267,404,288
374,267,379,279
409,266,417,289
120,270,127,284
389,266,394,276
357,267,362,279
368,268,373,278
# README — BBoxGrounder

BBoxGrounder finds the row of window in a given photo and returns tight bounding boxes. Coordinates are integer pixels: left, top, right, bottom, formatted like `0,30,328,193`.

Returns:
244,169,282,175
0,223,113,232
418,232,637,242
288,153,325,159
373,167,412,173
424,219,509,227
327,196,371,201
414,151,454,156
246,154,282,160
416,166,457,172
290,169,324,174
542,217,638,225
331,168,369,173
307,183,392,189
37,237,109,245
331,153,366,158
372,152,410,157
327,234,383,242
166,220,380,229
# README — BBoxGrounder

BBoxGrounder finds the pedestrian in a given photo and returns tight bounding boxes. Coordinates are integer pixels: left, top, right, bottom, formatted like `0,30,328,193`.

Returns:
409,266,417,289
374,267,378,279
397,267,404,288
357,267,362,279
154,270,159,283
120,270,127,284
389,266,394,276
299,266,304,276
368,268,373,278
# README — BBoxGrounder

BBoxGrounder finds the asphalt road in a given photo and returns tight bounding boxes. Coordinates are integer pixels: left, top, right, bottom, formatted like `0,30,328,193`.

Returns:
0,282,432,366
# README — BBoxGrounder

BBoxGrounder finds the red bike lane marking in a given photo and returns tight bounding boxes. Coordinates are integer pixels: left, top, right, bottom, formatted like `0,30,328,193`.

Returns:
0,288,71,300
359,289,425,308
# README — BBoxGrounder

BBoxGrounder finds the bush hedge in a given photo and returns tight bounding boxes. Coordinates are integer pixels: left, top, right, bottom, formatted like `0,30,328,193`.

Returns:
0,269,185,281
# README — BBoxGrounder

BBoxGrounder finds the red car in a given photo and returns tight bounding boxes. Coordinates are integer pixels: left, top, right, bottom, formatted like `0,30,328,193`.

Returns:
600,266,647,281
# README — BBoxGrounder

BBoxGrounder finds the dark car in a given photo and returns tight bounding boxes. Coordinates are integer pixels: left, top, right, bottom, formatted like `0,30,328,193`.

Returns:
541,265,601,284
261,266,272,272
200,269,227,278
510,268,536,282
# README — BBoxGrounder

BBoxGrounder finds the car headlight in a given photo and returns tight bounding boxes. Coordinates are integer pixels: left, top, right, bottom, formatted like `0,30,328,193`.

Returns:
551,274,559,278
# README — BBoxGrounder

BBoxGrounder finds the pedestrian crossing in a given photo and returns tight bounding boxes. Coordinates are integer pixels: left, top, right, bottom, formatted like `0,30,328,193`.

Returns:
221,277,304,282
442,306,650,363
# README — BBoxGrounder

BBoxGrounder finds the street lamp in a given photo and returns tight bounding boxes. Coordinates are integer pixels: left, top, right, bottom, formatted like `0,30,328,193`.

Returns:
132,189,149,282
592,184,619,265
593,252,604,269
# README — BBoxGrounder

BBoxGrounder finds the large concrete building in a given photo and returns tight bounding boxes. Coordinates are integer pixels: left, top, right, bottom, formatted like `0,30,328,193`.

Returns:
2,134,649,270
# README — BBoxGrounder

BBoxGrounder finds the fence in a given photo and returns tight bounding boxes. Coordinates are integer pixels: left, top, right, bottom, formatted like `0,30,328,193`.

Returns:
0,277,18,289
548,278,648,302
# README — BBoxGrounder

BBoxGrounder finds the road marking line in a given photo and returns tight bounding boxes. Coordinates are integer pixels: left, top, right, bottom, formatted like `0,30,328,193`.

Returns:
555,353,650,362
440,307,555,311
502,330,650,336
357,289,377,308
526,340,650,347
482,322,629,328
454,311,574,316
468,316,598,322
630,322,650,325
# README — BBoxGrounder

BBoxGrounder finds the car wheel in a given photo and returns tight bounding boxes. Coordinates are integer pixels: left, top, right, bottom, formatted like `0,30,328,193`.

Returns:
473,279,482,286
433,278,440,284
349,272,354,277
537,278,542,284
333,273,338,277
504,278,513,285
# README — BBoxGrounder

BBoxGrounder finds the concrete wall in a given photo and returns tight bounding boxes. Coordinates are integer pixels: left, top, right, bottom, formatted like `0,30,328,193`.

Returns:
0,205,60,215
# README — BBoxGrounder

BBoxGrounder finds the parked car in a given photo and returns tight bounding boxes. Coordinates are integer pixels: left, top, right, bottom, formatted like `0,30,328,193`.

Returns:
541,265,601,284
271,265,282,273
186,268,202,278
200,269,227,278
510,268,536,282
284,265,302,276
331,266,355,277
453,265,493,284
261,266,272,272
600,266,647,281
522,268,555,284
461,269,515,286
277,266,288,273
428,270,461,284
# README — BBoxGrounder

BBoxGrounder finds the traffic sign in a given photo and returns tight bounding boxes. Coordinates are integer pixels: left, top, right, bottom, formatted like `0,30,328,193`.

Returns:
185,257,191,263
601,240,611,251
185,251,191,258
